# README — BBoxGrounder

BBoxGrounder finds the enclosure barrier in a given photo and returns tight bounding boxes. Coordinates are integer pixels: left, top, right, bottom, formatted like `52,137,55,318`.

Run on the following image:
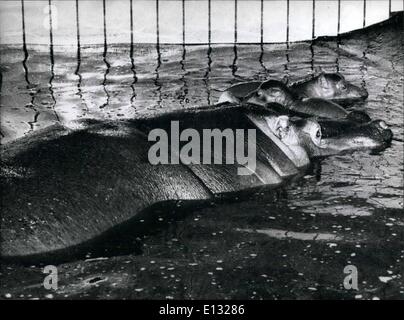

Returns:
0,0,403,46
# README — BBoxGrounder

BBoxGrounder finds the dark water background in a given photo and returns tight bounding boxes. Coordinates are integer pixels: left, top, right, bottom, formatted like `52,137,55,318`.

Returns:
0,16,403,299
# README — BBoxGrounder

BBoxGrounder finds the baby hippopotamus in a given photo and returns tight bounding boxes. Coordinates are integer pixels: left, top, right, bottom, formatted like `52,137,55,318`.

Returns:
290,71,369,105
291,117,393,156
240,79,371,123
218,70,368,107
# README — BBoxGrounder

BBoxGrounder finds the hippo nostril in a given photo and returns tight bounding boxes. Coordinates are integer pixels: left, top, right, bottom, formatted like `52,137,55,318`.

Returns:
372,120,393,143
363,120,393,145
373,120,389,131
379,120,389,130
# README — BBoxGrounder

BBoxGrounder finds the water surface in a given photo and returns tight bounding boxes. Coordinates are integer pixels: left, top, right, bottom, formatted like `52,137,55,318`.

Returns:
0,16,403,299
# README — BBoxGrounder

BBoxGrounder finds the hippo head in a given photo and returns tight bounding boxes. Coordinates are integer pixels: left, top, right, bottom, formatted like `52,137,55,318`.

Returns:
265,115,303,147
291,118,393,157
313,72,369,104
254,106,392,159
246,78,296,107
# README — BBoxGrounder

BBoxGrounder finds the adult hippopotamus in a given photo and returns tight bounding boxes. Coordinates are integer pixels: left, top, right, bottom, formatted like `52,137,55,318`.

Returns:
0,104,392,261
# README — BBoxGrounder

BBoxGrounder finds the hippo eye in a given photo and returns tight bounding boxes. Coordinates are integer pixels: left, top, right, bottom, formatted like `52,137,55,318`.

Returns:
340,83,347,90
316,129,321,138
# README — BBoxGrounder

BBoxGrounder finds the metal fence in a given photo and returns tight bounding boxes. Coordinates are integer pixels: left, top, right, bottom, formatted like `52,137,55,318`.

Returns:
1,0,402,46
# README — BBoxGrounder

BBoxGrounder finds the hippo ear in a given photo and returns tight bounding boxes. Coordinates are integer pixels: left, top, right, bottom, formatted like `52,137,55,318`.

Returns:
281,75,289,85
318,74,330,88
274,116,290,139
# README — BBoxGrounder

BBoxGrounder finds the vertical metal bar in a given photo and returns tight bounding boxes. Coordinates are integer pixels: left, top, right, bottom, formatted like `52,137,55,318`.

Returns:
21,0,27,59
312,0,315,39
310,0,316,71
75,0,81,73
155,0,160,50
363,0,366,28
260,0,264,44
208,0,211,45
76,0,80,51
259,0,268,75
76,0,80,53
103,0,107,54
130,0,134,54
286,0,290,43
337,0,341,35
336,0,341,72
389,0,392,15
48,0,54,66
156,0,160,46
285,0,290,72
182,0,186,45
234,0,237,44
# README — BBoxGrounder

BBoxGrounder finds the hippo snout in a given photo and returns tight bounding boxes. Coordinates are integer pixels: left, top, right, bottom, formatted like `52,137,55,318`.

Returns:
305,118,394,157
343,84,369,103
357,86,369,99
349,84,369,99
371,120,393,143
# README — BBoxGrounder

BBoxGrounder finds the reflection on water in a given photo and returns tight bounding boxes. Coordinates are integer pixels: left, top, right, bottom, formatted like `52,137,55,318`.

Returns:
21,0,39,132
48,1,60,122
129,0,137,106
0,14,403,299
309,43,314,71
74,0,87,115
204,45,212,105
153,0,162,110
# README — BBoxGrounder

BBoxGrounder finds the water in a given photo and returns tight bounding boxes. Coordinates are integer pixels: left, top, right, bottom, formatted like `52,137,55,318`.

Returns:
0,16,403,299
